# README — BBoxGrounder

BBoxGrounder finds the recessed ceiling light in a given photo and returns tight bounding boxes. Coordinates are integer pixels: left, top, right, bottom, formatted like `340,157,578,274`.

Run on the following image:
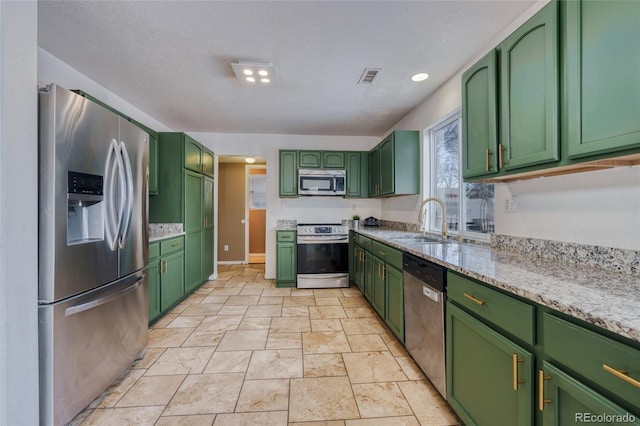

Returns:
245,157,256,164
231,61,279,86
411,72,429,82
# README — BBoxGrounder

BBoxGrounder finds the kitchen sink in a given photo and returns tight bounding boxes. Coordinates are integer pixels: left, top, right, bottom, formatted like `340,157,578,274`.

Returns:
390,236,447,244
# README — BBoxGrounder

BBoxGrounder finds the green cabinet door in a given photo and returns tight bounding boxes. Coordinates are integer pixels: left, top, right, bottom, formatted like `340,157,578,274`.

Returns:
346,152,368,198
370,256,386,317
379,135,395,195
184,135,203,173
369,148,381,197
299,151,321,168
540,362,640,426
276,242,297,285
353,245,365,293
385,265,404,342
161,250,185,311
565,0,640,158
322,151,345,168
149,133,158,195
203,177,214,280
447,302,534,426
202,149,214,177
462,49,499,179
279,150,298,197
148,259,161,322
185,231,204,293
184,171,204,292
500,1,559,170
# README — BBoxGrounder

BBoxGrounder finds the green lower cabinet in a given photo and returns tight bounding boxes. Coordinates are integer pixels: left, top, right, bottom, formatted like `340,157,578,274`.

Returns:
353,245,366,293
540,362,640,426
370,256,386,317
148,258,161,323
185,230,204,293
160,250,185,311
385,265,404,342
276,230,297,287
447,302,534,426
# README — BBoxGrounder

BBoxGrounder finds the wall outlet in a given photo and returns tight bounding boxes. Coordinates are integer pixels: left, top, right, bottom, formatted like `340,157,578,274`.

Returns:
224,245,229,251
504,195,519,212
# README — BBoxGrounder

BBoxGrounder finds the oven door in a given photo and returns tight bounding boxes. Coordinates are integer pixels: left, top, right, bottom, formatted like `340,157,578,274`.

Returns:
297,236,349,288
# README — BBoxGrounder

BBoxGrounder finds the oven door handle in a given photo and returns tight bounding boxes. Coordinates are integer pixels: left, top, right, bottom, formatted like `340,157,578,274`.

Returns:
297,236,349,244
297,273,349,279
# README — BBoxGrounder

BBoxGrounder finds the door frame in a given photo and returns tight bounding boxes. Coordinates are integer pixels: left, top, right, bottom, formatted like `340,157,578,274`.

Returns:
245,164,267,263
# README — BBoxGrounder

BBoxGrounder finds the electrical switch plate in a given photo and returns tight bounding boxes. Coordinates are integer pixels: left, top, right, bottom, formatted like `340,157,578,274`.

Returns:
504,195,519,212
224,245,229,251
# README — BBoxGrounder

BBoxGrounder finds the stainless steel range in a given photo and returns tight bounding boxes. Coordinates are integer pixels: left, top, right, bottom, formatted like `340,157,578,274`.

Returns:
296,223,349,288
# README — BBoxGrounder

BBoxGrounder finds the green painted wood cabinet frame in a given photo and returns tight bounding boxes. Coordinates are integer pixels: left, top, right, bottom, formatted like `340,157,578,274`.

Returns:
369,130,420,197
148,236,186,323
279,150,298,197
276,231,297,287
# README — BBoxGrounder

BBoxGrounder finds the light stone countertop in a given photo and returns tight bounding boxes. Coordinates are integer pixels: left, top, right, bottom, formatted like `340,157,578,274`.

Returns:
354,228,640,344
149,223,185,242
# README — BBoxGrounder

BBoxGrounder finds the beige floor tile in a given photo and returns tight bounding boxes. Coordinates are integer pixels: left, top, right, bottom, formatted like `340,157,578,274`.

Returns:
309,306,347,319
283,296,316,307
339,297,370,308
82,406,164,425
261,288,292,297
216,330,268,351
238,317,272,330
290,289,314,297
180,304,223,316
270,316,311,333
203,350,252,373
311,319,344,332
342,288,363,297
147,328,195,348
315,297,341,306
282,306,310,317
344,307,376,318
352,382,413,418
195,315,243,332
345,417,419,426
343,351,407,383
212,411,288,426
116,375,185,407
312,289,345,298
290,421,345,426
96,369,146,408
132,348,165,369
397,381,459,425
145,347,214,375
303,354,347,377
182,294,207,304
224,295,260,306
380,333,409,357
155,414,215,426
395,357,426,380
239,286,264,296
163,373,244,416
245,304,282,317
201,295,229,304
166,315,205,328
217,305,249,315
302,331,351,354
181,331,225,347
170,304,189,314
224,278,247,286
340,318,387,335
347,335,388,352
258,296,284,305
289,377,359,422
246,349,303,379
211,287,243,296
266,332,302,349
235,379,289,412
151,313,178,328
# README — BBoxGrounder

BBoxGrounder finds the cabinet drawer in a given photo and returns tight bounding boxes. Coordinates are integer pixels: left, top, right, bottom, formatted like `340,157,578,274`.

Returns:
160,236,184,255
447,272,535,345
543,313,640,409
371,240,402,270
277,230,296,242
149,242,160,261
357,235,372,252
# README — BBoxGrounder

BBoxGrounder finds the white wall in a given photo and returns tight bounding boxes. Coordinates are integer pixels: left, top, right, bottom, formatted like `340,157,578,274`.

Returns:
384,0,640,251
0,2,40,424
192,132,381,278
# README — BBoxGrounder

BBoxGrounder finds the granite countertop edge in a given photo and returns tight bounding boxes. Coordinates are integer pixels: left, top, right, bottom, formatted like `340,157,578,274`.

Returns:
149,231,186,242
354,228,640,344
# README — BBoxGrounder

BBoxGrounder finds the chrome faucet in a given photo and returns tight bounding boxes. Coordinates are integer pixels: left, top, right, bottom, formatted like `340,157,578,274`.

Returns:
418,197,448,239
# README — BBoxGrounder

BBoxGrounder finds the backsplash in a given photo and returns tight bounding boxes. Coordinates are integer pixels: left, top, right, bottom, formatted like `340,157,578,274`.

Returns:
492,234,640,276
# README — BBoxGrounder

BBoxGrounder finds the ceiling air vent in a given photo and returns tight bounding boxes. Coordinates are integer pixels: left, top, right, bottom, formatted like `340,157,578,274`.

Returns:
358,68,381,84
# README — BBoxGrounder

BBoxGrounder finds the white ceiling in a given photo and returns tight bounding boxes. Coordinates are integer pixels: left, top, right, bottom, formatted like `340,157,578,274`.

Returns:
38,0,535,137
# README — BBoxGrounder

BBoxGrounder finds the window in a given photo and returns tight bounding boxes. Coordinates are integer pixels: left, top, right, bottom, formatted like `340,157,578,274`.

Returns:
424,110,494,239
248,172,266,209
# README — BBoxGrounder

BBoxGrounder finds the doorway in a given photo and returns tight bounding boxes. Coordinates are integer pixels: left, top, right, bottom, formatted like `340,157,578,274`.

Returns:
247,166,266,263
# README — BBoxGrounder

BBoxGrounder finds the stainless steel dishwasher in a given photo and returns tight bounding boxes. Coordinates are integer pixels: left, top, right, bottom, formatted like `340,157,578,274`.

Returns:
403,252,447,398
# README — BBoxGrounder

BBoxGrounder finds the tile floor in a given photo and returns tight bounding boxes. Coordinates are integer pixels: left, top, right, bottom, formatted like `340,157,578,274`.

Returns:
71,264,459,426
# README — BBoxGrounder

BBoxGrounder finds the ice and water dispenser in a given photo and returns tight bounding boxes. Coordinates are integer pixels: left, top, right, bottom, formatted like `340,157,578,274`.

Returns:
67,171,104,245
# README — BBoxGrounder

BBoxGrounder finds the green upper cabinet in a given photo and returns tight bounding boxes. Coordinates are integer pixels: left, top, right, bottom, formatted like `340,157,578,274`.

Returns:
298,151,321,168
564,0,640,159
499,0,559,171
279,150,298,197
184,135,203,173
345,151,368,198
322,151,345,168
370,130,420,197
202,149,215,177
462,49,499,179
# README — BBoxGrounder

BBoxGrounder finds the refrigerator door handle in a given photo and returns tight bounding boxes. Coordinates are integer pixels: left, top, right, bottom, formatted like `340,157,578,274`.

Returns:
118,141,134,249
104,138,122,251
64,274,145,317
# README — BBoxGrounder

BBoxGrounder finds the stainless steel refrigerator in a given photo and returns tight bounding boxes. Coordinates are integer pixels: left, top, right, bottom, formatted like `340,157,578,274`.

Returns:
38,84,149,426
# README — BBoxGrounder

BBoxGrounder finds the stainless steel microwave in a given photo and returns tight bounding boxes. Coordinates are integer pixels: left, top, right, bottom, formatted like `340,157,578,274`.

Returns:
298,169,346,196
